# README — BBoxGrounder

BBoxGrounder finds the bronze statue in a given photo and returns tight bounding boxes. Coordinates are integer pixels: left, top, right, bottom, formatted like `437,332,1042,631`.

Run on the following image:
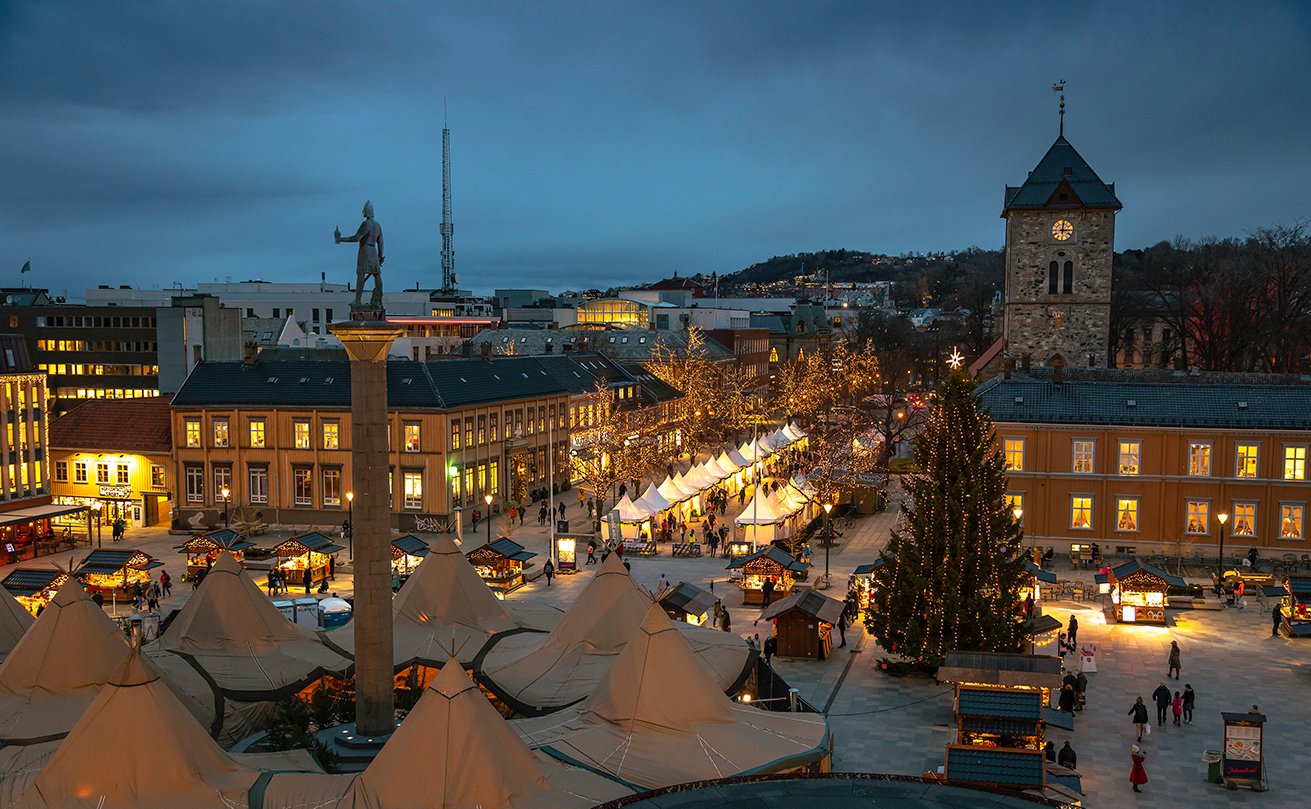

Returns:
335,200,385,310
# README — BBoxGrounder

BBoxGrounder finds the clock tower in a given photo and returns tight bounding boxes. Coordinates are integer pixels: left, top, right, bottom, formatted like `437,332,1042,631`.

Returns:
1001,135,1121,368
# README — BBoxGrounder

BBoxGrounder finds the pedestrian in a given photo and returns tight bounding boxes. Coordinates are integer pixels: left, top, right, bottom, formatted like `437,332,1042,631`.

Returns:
1152,681,1171,726
1182,684,1195,724
392,570,402,592
159,569,172,597
1234,578,1246,609
1067,615,1079,648
1167,640,1181,679
623,560,631,572
1273,603,1284,636
587,500,594,520
586,540,597,565
508,505,517,525
1058,741,1077,770
558,502,566,520
471,509,479,530
1128,696,1149,741
131,584,143,611
267,569,277,594
538,504,548,525
656,573,669,593
328,554,336,581
543,559,554,587
720,608,732,633
146,581,160,613
578,490,585,510
1129,745,1148,792
303,567,312,595
761,576,775,606
837,610,848,648
1171,691,1183,726
1076,670,1089,709
763,633,776,665
1044,740,1056,763
1023,594,1034,618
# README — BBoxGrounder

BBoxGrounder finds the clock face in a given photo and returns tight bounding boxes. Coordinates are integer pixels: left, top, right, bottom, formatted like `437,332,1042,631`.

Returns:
1052,219,1074,241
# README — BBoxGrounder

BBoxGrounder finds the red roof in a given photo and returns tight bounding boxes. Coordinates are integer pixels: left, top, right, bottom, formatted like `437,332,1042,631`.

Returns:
49,396,174,454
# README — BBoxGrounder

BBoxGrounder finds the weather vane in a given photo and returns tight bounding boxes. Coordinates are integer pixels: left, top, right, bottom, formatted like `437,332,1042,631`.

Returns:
946,347,965,370
1052,79,1066,137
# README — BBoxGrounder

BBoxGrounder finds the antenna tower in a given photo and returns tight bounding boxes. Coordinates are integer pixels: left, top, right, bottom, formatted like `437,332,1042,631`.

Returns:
439,122,456,294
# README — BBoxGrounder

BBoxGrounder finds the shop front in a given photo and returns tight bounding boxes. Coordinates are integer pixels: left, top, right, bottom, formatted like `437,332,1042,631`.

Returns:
179,529,254,581
1,568,69,616
728,545,809,606
758,589,844,659
271,532,343,591
0,503,89,564
1108,559,1184,624
466,537,536,595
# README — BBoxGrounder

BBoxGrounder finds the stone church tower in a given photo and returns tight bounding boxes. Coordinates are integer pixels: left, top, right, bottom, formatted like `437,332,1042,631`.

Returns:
1000,135,1121,368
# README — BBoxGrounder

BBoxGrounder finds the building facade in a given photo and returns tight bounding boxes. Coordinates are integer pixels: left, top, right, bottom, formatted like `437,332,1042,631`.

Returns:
978,369,1311,556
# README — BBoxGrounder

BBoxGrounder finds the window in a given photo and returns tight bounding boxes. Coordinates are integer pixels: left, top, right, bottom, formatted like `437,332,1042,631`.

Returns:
404,422,421,452
1186,501,1209,534
1286,445,1308,481
1005,492,1023,521
477,463,487,495
1072,440,1095,473
1063,260,1073,294
213,418,230,448
1070,496,1093,529
1048,261,1059,294
1236,443,1260,478
74,462,88,483
116,464,129,485
185,418,201,448
1281,504,1305,540
477,416,486,445
489,459,499,495
249,466,268,504
489,413,499,442
1232,502,1256,537
293,468,312,505
1118,440,1141,475
151,465,166,488
538,408,546,433
185,465,203,502
525,407,535,435
1003,438,1025,472
1116,497,1139,532
96,463,109,484
54,460,68,482
249,418,266,448
1188,442,1212,476
402,471,423,509
293,419,310,449
322,421,340,450
464,467,473,505
213,466,232,499
322,468,341,506
465,417,474,448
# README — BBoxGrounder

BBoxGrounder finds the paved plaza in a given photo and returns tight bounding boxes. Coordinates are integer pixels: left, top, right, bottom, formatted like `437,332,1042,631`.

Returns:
5,486,1311,807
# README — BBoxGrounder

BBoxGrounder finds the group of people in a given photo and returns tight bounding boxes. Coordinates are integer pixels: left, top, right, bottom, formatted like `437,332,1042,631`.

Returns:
1123,641,1200,792
126,570,171,613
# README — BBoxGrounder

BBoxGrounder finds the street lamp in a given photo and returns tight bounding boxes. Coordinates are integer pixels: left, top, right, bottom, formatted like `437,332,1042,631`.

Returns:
484,493,493,544
346,492,354,561
221,486,231,528
1215,511,1229,595
822,502,834,583
1013,506,1026,559
90,501,102,548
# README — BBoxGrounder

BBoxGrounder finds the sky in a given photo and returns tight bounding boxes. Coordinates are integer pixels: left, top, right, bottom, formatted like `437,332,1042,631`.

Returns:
2,1,1309,297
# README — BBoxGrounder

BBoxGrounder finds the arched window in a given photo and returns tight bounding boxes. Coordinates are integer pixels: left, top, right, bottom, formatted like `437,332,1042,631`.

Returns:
1063,261,1074,294
1048,261,1059,294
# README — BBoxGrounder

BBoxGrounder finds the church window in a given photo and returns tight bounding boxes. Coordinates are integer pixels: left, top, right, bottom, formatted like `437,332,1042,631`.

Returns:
1062,261,1074,294
1048,261,1059,294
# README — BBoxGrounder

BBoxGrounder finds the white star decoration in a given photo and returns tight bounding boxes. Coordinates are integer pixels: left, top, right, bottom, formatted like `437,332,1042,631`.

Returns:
946,348,965,370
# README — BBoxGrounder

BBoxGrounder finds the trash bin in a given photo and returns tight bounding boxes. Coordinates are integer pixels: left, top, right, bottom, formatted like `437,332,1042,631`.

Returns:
273,600,294,622
293,597,320,628
318,597,352,629
1202,750,1222,783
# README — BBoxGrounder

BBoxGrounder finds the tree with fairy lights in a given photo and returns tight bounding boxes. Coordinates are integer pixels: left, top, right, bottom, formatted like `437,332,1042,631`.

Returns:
866,364,1027,669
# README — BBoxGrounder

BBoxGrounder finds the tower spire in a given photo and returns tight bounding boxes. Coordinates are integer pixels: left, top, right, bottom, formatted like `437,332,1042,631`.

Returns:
439,113,455,294
1052,79,1066,137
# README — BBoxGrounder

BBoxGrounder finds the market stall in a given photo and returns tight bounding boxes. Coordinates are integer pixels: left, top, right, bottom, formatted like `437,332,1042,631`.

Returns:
1108,559,1184,624
391,534,431,578
271,532,342,591
1277,575,1311,637
1021,561,1057,603
849,559,883,616
658,581,719,626
758,589,843,659
74,548,162,600
613,495,649,540
1,567,69,616
179,528,254,581
465,537,536,595
727,545,809,605
734,485,793,546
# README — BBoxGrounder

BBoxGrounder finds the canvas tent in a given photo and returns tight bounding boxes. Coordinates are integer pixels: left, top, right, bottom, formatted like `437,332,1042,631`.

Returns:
253,658,629,809
514,604,831,790
6,650,320,809
634,483,672,516
734,485,793,544
656,475,687,505
0,581,131,744
476,554,754,716
0,584,33,663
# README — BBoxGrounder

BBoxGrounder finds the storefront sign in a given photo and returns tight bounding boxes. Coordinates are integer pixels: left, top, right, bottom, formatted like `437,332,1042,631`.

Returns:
98,485,133,499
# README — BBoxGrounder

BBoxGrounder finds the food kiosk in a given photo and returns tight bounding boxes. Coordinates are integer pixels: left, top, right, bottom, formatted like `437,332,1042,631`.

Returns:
390,534,430,578
1220,711,1267,790
1108,559,1183,624
727,545,809,605
1020,561,1057,603
1,567,69,616
466,537,536,595
179,529,254,581
1278,575,1311,637
271,532,342,591
849,559,884,615
758,590,844,659
74,549,163,600
658,581,719,626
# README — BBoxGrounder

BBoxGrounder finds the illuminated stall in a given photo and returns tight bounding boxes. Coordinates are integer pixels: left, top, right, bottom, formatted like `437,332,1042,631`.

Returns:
1277,575,1311,637
1108,559,1183,624
391,534,431,578
657,581,719,626
734,485,792,546
74,548,163,599
271,532,342,590
727,545,809,605
1020,561,1057,603
849,559,883,616
758,589,843,659
1,567,69,616
613,495,649,540
179,529,254,581
465,537,536,595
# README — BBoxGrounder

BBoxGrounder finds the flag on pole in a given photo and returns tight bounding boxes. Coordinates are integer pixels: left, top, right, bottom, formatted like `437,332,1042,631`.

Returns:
20,260,30,274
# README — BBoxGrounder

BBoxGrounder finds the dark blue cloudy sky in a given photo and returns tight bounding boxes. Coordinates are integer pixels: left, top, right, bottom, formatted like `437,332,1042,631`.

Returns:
2,1,1308,296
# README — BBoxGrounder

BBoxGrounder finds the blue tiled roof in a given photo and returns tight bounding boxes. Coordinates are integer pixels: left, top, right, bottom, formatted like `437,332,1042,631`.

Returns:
946,746,1045,787
391,535,430,557
726,545,809,573
960,717,1040,736
1287,577,1311,599
1,568,66,596
853,560,884,576
472,538,537,562
1112,559,1186,588
957,688,1044,720
1003,135,1121,211
978,370,1311,430
1025,561,1057,584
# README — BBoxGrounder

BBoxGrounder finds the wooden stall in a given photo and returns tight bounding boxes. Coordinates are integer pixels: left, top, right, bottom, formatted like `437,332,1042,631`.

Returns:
849,559,883,616
179,529,254,581
466,537,536,595
390,534,430,578
271,532,342,591
74,549,162,600
1,567,69,616
1277,575,1311,637
758,590,844,660
1020,561,1057,603
658,581,719,626
728,546,809,606
1108,559,1183,624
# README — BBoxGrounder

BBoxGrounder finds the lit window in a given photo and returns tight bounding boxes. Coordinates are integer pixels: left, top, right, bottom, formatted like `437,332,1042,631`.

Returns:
477,416,486,445
213,466,231,500
185,418,201,448
249,418,266,448
1232,502,1256,537
1005,492,1023,520
1236,443,1259,478
1285,446,1308,481
403,422,421,452
212,418,229,448
151,465,166,488
323,421,340,450
402,471,423,509
1118,440,1141,475
74,462,88,483
1186,501,1209,534
1188,442,1212,476
449,418,460,450
116,464,129,485
465,417,474,447
1003,438,1025,472
489,414,499,443
769,346,779,363
293,420,310,449
322,468,341,506
489,460,499,495
1071,496,1093,529
1281,504,1304,540
1116,497,1139,532
1072,440,1095,473
293,468,312,505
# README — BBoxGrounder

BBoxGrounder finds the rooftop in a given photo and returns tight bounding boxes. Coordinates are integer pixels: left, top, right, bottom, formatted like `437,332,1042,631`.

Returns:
50,396,174,454
1003,134,1122,212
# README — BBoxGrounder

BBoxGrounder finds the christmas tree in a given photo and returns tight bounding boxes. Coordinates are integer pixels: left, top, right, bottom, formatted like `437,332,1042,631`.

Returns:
866,367,1027,669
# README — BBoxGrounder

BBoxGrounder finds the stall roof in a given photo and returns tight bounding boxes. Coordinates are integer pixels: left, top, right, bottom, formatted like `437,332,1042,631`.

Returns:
0,504,87,527
74,549,157,577
468,537,537,563
957,688,1044,720
852,560,885,576
1024,561,1057,584
1286,576,1311,601
758,590,845,625
658,582,718,618
273,532,344,556
391,534,431,557
1111,559,1186,588
945,746,1045,788
1022,615,1063,637
1,568,68,598
937,652,1063,689
182,529,254,553
726,545,809,573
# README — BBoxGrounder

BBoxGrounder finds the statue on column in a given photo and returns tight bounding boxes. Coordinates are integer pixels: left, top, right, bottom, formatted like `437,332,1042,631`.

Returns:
334,200,385,315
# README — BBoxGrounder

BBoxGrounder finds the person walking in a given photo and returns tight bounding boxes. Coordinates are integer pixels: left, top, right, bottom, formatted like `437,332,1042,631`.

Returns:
1058,683,1076,712
720,608,732,633
159,569,172,598
1058,741,1077,770
761,576,775,607
1171,691,1183,726
1234,578,1246,609
1167,640,1181,679
471,509,479,530
538,503,548,526
1128,696,1149,741
1067,615,1079,648
763,633,776,666
586,540,597,565
656,573,669,593
578,489,585,510
1152,682,1172,726
1272,603,1283,637
1129,745,1148,792
1182,684,1196,724
836,610,848,648
146,580,161,613
543,559,554,587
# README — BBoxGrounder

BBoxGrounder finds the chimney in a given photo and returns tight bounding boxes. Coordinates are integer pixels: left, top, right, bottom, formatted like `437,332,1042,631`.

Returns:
242,342,258,366
1002,357,1014,379
1052,355,1066,386
1021,353,1031,372
480,342,492,360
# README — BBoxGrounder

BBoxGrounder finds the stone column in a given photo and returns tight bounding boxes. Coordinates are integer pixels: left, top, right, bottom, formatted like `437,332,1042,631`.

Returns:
329,320,402,737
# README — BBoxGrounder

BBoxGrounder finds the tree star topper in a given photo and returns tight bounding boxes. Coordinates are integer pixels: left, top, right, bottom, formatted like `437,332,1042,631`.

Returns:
946,348,965,370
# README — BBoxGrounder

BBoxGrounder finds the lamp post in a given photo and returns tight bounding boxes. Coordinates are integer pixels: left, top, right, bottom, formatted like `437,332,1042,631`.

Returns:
822,502,833,583
221,486,231,528
484,493,493,545
91,501,102,548
346,492,354,561
1215,511,1229,595
1013,506,1026,559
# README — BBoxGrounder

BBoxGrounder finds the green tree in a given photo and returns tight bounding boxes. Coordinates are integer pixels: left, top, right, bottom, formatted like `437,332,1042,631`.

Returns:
866,368,1027,668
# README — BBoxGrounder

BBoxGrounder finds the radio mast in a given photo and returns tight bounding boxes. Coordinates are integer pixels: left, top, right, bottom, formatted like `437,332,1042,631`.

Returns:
439,117,456,294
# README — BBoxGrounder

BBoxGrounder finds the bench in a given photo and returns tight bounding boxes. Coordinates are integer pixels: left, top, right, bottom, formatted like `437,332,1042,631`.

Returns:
622,540,657,557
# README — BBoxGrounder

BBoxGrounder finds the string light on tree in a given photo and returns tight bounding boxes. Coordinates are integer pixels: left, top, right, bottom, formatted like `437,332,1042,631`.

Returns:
946,347,965,370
